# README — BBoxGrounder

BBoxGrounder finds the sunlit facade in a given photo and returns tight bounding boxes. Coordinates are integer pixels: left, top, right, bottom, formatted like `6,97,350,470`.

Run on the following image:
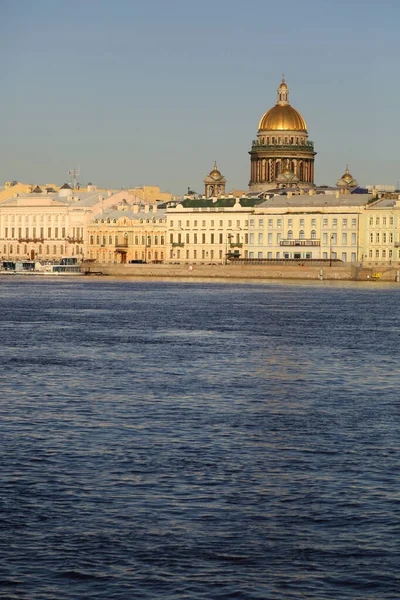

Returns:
87,204,167,264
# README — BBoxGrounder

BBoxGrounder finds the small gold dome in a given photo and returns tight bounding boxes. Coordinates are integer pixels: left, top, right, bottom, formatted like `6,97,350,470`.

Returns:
341,167,353,182
209,161,222,178
258,104,307,131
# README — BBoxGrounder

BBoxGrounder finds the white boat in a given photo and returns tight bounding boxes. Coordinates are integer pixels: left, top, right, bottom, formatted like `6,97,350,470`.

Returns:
1,258,83,276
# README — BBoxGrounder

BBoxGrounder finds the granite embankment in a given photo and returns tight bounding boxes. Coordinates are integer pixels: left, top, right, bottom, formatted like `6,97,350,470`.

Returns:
81,262,400,282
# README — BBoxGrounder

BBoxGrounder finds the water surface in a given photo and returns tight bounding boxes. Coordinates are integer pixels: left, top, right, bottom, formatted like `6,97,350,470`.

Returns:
0,278,399,599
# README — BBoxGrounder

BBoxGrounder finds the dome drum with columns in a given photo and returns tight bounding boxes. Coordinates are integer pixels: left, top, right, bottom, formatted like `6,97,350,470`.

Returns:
249,77,316,191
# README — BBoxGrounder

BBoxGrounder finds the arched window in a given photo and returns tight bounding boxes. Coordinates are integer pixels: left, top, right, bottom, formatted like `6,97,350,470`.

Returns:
161,252,164,260
90,235,94,245
76,245,79,255
299,230,305,240
96,235,100,245
161,235,165,245
24,245,27,254
287,230,293,240
154,236,158,245
16,245,20,254
53,245,57,254
46,246,50,255
102,236,106,245
311,230,316,240
109,235,112,244
61,245,64,254
135,236,139,245
275,162,280,177
115,236,118,246
135,251,138,259
39,245,42,254
10,245,13,254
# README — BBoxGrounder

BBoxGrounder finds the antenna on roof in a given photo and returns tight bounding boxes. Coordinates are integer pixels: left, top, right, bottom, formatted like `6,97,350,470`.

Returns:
68,166,80,190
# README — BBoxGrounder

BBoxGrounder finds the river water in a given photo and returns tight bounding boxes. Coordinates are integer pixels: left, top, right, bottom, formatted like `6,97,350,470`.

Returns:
0,278,399,599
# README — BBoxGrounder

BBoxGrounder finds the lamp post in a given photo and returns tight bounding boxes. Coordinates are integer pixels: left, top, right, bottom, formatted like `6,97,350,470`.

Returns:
145,235,151,263
329,233,334,267
225,233,233,265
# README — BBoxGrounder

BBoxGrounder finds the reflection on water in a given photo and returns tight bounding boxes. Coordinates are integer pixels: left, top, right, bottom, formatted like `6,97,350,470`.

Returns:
0,278,399,599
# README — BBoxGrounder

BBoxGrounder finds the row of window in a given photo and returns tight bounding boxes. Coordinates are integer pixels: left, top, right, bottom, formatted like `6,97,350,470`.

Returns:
169,217,359,230
246,232,358,245
3,215,67,225
368,249,397,258
94,217,165,224
3,244,81,255
369,216,394,226
3,227,68,239
171,219,246,229
89,234,165,246
369,232,394,243
90,250,165,261
171,233,244,245
258,136,306,145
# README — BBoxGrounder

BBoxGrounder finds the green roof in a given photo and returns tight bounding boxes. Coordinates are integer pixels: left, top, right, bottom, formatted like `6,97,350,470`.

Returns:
179,197,265,208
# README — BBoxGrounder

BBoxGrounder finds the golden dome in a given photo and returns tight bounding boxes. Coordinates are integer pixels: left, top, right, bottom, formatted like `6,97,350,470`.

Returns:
258,104,307,131
341,167,353,182
209,161,222,178
258,77,307,131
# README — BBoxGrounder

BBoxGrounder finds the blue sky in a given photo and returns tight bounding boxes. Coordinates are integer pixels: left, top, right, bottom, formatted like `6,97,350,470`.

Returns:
2,0,399,194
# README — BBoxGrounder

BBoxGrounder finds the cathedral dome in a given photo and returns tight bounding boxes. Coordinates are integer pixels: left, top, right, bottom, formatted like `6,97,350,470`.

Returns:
258,105,307,131
258,77,307,131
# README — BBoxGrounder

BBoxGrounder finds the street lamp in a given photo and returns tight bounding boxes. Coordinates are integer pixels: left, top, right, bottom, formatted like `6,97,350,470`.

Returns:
329,233,334,267
225,232,233,265
145,235,151,263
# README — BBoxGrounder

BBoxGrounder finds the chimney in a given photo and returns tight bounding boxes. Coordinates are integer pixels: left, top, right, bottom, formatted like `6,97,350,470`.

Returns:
133,204,139,213
144,204,150,213
152,205,158,213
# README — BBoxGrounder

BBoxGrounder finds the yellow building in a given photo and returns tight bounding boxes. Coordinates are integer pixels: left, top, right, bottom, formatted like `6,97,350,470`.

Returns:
249,192,373,263
166,197,264,264
362,198,400,266
165,191,380,265
129,186,172,204
0,186,132,262
87,204,167,264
